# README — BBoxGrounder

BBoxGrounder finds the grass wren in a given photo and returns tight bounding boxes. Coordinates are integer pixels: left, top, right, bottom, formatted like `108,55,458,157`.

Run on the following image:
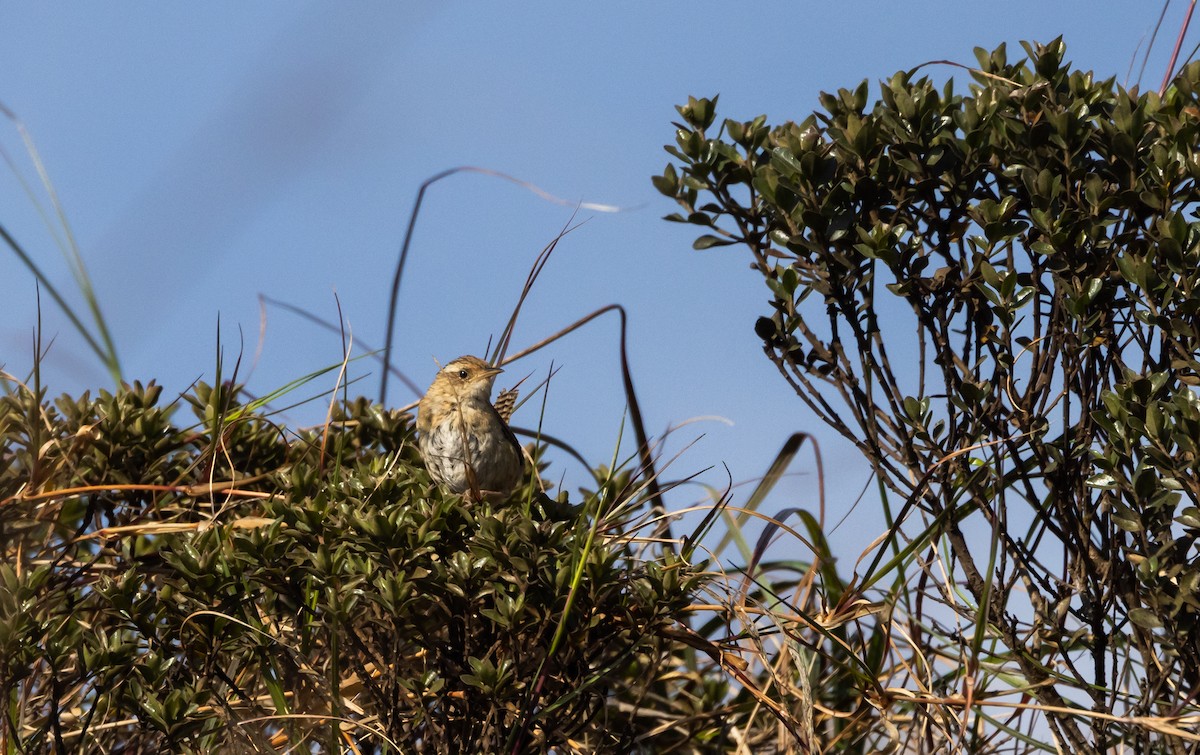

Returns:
416,355,524,501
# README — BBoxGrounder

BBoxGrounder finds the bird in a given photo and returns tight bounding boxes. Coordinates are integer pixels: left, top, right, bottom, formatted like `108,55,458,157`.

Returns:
416,355,525,501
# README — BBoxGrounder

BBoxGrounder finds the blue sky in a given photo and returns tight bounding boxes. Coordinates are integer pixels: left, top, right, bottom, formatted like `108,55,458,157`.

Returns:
0,4,1180,557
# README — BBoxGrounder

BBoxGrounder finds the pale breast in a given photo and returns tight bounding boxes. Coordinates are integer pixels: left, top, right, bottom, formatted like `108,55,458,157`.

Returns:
418,404,523,497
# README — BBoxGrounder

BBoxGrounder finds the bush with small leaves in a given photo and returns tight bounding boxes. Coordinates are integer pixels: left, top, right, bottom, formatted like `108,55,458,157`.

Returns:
0,380,707,753
658,38,1200,752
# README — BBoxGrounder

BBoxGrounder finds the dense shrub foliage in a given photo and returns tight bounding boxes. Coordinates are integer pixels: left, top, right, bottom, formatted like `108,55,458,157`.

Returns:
657,39,1200,752
0,381,707,752
11,34,1200,755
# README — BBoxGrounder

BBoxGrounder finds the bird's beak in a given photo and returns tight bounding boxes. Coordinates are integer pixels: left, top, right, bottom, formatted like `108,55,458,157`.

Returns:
484,366,503,378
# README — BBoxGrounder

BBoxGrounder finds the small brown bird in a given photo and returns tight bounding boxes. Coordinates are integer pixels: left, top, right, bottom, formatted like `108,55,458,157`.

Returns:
416,355,525,501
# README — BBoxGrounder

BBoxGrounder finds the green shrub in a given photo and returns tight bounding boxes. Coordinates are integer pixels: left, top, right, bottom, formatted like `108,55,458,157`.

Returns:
0,382,704,752
657,38,1200,752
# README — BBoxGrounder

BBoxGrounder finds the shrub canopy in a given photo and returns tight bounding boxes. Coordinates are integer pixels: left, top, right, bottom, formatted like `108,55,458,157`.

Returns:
0,382,704,752
657,38,1200,751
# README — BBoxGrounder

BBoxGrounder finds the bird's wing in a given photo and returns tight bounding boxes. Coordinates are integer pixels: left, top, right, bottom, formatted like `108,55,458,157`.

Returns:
492,387,519,424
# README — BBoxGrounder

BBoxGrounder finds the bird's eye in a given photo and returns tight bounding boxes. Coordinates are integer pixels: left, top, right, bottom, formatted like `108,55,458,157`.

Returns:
458,369,469,379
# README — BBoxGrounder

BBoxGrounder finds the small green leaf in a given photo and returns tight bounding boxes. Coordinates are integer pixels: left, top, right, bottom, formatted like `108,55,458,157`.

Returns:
693,235,734,250
651,164,679,196
1086,473,1117,489
1129,607,1163,630
1176,507,1200,528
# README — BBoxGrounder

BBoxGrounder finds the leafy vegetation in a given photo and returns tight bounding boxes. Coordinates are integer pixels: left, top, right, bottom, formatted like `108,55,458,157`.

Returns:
0,381,710,752
9,32,1200,755
657,38,1200,752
